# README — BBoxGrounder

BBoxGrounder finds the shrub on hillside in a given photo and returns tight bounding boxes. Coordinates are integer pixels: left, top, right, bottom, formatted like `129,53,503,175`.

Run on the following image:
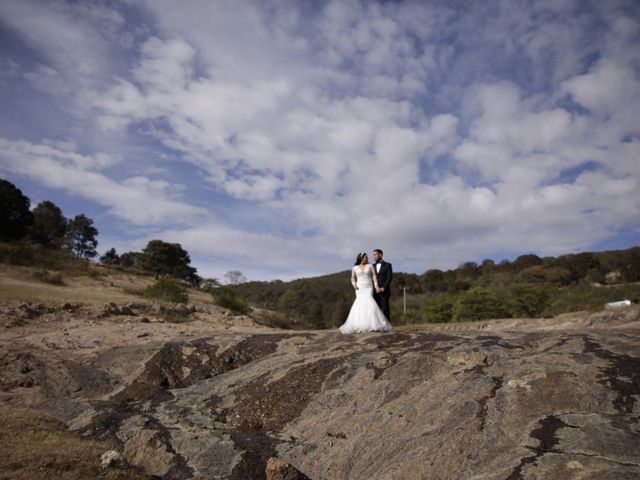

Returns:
143,277,188,304
420,294,455,323
100,247,120,265
0,242,37,265
32,270,65,286
504,284,551,317
212,287,249,314
0,242,88,273
452,287,506,322
85,268,103,279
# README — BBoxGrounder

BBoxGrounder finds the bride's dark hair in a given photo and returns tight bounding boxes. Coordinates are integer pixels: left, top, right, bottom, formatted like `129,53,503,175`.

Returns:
354,252,367,265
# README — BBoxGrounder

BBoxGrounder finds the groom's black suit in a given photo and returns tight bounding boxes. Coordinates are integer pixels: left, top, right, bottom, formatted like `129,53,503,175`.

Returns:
373,260,393,321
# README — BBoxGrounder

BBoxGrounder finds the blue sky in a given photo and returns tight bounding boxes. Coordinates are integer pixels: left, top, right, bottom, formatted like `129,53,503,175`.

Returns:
0,0,639,281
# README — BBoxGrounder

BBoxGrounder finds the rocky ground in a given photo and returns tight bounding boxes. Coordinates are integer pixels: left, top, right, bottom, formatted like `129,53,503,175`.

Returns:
1,300,639,479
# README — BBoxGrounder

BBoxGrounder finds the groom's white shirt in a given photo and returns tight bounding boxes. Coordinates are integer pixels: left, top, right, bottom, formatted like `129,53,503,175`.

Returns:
376,262,381,273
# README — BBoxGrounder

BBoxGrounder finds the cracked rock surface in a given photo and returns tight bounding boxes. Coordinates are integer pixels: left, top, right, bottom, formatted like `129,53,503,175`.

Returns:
1,303,639,479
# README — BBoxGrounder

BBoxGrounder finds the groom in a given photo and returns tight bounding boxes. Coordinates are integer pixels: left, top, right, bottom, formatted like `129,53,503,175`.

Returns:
372,249,393,321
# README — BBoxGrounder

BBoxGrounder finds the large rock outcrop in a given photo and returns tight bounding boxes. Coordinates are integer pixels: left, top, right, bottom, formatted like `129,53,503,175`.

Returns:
1,303,639,479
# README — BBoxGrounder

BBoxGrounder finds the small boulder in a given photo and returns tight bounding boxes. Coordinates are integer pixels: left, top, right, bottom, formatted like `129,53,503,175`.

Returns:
100,450,128,469
60,303,80,312
266,457,309,480
97,303,121,318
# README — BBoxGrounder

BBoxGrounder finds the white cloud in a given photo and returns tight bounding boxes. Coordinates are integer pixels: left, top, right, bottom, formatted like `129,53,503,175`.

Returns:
1,0,639,279
23,65,72,96
564,60,640,117
0,0,125,82
90,1,640,276
0,139,205,226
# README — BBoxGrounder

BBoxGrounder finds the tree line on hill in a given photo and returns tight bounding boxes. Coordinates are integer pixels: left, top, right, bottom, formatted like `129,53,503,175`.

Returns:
0,178,201,287
1,178,99,258
230,247,640,328
99,240,200,286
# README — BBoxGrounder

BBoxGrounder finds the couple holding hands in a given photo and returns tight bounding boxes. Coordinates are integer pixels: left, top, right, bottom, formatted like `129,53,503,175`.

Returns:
339,249,393,334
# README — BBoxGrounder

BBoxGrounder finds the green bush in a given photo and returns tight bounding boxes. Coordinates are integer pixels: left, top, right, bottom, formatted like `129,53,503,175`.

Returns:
504,284,551,317
85,268,103,279
0,242,51,266
212,287,250,314
32,270,65,286
420,294,455,323
452,287,505,322
143,277,188,303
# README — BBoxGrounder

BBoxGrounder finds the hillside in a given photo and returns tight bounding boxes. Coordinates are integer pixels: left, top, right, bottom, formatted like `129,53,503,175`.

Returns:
0,261,639,479
231,246,640,329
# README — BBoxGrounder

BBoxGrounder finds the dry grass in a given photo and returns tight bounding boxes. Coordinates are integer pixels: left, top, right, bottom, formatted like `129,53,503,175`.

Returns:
0,263,213,308
0,265,143,305
0,409,148,480
31,270,65,286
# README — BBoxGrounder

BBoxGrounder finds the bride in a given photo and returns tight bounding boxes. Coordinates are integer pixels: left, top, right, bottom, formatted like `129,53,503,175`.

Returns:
339,252,392,334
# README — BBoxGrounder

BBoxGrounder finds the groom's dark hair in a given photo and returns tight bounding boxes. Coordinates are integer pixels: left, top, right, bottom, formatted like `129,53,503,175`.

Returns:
374,249,383,256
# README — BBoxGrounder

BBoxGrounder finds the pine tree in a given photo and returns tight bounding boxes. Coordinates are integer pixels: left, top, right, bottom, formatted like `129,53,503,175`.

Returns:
65,214,98,258
0,178,33,241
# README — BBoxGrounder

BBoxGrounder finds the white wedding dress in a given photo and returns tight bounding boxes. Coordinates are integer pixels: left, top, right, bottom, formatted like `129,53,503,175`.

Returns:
339,264,392,334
